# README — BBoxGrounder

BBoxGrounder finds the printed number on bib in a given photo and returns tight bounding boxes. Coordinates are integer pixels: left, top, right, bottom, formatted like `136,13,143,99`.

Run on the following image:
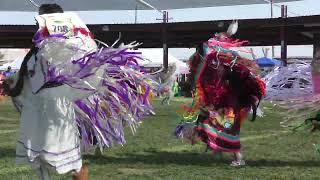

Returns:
46,16,74,37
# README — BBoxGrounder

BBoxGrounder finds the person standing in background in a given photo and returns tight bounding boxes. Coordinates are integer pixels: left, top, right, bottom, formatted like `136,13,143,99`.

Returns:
3,66,14,77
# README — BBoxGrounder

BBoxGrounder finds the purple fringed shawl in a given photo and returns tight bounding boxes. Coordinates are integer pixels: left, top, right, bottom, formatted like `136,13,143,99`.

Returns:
33,35,157,149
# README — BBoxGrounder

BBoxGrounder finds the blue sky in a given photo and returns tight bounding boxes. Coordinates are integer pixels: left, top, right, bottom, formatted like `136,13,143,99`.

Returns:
0,0,318,59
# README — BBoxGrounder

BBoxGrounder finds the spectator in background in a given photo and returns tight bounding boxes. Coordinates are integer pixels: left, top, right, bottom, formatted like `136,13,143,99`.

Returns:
3,66,14,77
172,80,179,97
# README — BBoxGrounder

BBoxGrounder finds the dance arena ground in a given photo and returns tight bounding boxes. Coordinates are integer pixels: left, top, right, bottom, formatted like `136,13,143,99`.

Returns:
0,98,319,179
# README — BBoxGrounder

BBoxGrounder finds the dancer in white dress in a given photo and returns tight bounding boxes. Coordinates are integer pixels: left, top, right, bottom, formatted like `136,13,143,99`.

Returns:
5,3,157,180
6,5,86,180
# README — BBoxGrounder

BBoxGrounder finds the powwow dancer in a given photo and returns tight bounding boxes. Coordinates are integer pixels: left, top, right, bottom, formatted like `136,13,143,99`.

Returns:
159,64,178,105
175,21,266,166
4,3,156,180
148,63,182,105
263,60,320,151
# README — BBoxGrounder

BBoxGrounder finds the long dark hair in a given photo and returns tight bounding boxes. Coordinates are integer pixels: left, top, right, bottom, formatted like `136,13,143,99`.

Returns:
4,46,37,97
38,4,64,15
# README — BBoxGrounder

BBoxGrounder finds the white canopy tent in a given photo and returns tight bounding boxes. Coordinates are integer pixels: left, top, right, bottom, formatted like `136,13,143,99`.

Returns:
137,49,189,74
0,0,301,11
0,57,23,71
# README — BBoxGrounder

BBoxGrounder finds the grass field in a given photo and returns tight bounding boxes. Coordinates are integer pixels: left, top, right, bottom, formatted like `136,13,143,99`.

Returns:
0,98,320,179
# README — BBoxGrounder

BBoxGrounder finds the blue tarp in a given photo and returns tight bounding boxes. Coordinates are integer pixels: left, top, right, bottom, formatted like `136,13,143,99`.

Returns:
256,57,283,67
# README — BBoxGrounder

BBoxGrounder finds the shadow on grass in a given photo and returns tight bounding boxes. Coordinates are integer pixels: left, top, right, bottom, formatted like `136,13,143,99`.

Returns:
85,150,320,168
246,159,320,167
1,147,318,168
0,147,16,158
85,150,229,166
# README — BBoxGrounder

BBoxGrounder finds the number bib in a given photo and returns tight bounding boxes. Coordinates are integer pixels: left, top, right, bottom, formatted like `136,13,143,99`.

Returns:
35,13,93,40
45,16,74,37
